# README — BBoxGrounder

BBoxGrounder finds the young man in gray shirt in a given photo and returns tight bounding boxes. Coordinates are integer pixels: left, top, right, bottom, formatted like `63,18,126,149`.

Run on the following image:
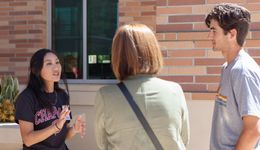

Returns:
205,3,260,150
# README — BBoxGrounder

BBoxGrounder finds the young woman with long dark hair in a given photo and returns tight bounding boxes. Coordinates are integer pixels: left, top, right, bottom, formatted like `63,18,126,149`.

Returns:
15,48,85,150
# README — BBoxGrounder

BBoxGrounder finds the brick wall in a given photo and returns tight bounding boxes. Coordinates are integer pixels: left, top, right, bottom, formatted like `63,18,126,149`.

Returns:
120,0,260,100
0,0,47,83
119,0,157,30
0,0,259,101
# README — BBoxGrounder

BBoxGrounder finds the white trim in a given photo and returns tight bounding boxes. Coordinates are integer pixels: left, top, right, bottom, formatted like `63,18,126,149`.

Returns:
61,79,117,84
83,0,87,79
0,123,19,128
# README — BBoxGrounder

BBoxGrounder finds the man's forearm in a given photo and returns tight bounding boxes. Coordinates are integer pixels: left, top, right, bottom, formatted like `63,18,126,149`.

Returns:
235,128,260,150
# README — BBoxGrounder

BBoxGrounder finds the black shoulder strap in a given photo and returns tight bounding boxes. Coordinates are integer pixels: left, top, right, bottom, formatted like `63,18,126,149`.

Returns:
117,82,163,150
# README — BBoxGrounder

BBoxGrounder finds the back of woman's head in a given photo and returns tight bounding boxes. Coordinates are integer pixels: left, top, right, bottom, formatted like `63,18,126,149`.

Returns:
112,23,163,81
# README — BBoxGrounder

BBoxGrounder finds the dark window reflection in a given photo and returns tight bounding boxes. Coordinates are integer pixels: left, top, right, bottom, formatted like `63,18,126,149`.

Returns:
52,0,118,79
52,0,83,79
87,0,118,79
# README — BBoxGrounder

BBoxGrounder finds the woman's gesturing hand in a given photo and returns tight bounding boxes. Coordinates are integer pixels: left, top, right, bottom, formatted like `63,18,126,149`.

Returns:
73,114,86,138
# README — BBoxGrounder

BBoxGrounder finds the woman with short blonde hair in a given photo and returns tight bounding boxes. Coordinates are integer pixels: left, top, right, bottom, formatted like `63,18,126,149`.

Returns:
95,23,190,150
112,24,163,81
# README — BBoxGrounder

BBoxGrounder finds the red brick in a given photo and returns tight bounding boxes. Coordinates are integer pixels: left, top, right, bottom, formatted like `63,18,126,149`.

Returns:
195,58,225,66
178,32,208,40
0,12,9,16
0,72,15,75
134,16,155,22
15,25,34,30
119,12,125,16
160,41,193,49
245,40,260,47
208,84,219,92
168,50,205,57
250,22,260,30
194,23,208,31
169,15,205,23
9,2,27,6
165,33,177,40
29,39,42,43
195,76,220,83
207,0,244,3
9,39,27,43
28,29,42,34
156,0,167,6
169,67,206,75
15,44,34,48
157,7,192,15
0,30,9,36
156,24,192,32
159,75,193,82
0,0,46,84
9,30,27,34
0,16,13,21
244,4,260,12
9,20,27,25
164,58,193,66
248,49,260,56
252,31,260,38
180,84,207,92
0,53,15,57
12,48,30,53
9,11,27,16
207,67,222,74
28,20,46,24
0,58,9,62
0,0,14,2
141,1,156,6
15,53,33,57
0,26,14,30
28,11,43,15
141,11,156,16
194,41,212,48
168,0,205,5
126,2,140,6
248,0,260,2
121,6,155,12
125,12,140,17
10,57,27,62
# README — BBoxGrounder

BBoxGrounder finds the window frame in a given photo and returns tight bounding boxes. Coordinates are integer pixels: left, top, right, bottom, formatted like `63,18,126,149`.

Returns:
48,0,117,84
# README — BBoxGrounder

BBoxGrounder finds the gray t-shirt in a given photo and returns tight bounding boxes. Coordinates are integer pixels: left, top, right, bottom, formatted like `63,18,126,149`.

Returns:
210,50,260,150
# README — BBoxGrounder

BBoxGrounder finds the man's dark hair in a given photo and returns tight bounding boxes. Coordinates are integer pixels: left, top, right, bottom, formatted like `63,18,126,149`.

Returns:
205,3,251,46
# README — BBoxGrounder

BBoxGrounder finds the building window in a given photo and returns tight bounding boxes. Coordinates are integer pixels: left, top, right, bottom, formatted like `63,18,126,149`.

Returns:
52,0,118,80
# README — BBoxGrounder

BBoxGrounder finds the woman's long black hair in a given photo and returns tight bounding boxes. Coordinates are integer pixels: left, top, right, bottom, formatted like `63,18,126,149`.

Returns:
27,48,70,111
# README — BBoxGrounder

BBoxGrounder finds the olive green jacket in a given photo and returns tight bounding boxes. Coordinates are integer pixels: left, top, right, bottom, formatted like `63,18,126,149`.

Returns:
95,75,190,150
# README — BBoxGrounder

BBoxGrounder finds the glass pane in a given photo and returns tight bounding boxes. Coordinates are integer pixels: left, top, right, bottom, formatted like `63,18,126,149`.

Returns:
52,0,83,79
87,0,118,79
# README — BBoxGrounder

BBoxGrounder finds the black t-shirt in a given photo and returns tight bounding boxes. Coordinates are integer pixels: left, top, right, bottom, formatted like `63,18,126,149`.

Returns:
15,88,71,150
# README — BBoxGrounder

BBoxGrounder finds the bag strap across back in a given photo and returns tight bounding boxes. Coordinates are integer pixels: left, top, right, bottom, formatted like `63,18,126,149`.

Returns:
117,82,163,150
